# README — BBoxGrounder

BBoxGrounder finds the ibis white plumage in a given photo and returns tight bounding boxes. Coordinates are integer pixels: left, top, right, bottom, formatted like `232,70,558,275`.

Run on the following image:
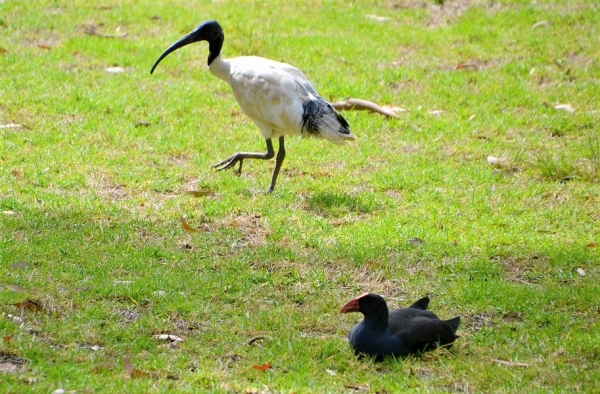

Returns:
150,20,357,192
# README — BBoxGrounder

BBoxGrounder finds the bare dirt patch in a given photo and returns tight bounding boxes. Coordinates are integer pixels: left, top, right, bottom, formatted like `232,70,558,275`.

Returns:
221,213,271,248
493,254,548,284
391,0,498,27
88,173,128,201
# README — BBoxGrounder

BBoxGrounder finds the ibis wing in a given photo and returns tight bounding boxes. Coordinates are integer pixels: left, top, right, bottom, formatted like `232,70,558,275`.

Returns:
241,56,319,95
271,61,319,96
228,58,315,135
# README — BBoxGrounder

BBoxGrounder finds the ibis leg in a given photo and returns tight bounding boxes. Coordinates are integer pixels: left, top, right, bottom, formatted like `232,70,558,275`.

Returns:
212,138,275,175
268,137,286,193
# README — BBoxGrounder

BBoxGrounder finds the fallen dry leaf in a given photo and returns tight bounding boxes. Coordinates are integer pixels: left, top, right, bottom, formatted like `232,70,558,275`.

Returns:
325,368,337,376
532,20,552,30
37,44,52,50
0,47,7,54
152,334,184,342
408,237,425,246
84,25,128,38
0,362,18,374
13,300,43,312
4,284,31,293
252,363,271,371
586,242,597,248
3,335,13,343
135,120,151,127
487,155,507,165
0,354,27,364
554,103,575,113
123,357,144,378
365,14,391,22
10,261,29,269
185,190,214,197
180,217,197,233
247,335,271,345
5,314,23,323
474,135,491,141
91,362,117,373
455,62,479,71
344,385,369,391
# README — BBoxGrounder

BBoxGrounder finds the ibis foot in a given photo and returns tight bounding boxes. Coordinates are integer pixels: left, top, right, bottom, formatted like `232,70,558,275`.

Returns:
212,153,246,175
211,138,276,177
211,138,288,193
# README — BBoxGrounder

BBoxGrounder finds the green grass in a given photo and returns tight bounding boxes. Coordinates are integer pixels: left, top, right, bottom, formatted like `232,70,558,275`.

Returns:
1,0,599,392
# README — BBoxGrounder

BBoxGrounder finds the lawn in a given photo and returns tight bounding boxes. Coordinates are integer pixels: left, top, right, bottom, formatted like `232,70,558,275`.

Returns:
1,0,599,392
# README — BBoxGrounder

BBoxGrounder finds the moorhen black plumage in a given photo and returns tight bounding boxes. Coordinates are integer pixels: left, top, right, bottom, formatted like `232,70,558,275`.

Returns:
340,293,460,359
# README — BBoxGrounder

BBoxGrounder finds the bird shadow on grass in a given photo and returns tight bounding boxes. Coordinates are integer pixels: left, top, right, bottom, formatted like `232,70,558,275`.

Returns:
304,192,379,218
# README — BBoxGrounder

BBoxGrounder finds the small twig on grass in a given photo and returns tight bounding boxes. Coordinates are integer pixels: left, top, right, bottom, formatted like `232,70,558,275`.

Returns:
331,97,404,118
492,359,531,367
247,335,272,345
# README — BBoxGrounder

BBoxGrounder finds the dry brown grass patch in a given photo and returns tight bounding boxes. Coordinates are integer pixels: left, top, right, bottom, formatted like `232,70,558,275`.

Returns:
221,213,271,248
88,173,128,201
493,254,548,284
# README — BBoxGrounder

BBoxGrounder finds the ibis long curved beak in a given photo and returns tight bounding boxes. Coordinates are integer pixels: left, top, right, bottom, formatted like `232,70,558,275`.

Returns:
150,30,202,74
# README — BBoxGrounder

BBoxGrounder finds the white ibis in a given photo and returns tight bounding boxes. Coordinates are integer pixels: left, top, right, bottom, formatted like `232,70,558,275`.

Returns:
150,20,357,192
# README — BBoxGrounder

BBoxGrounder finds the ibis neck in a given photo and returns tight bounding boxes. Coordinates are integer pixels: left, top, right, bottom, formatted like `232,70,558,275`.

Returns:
207,35,224,66
208,54,230,82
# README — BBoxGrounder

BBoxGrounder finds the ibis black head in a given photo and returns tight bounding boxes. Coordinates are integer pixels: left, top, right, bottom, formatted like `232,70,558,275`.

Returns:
150,20,224,74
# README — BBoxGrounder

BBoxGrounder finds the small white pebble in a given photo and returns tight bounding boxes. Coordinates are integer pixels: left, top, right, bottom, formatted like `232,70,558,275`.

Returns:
0,123,22,129
153,334,183,342
105,66,125,74
365,14,391,22
487,155,507,165
325,369,337,376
